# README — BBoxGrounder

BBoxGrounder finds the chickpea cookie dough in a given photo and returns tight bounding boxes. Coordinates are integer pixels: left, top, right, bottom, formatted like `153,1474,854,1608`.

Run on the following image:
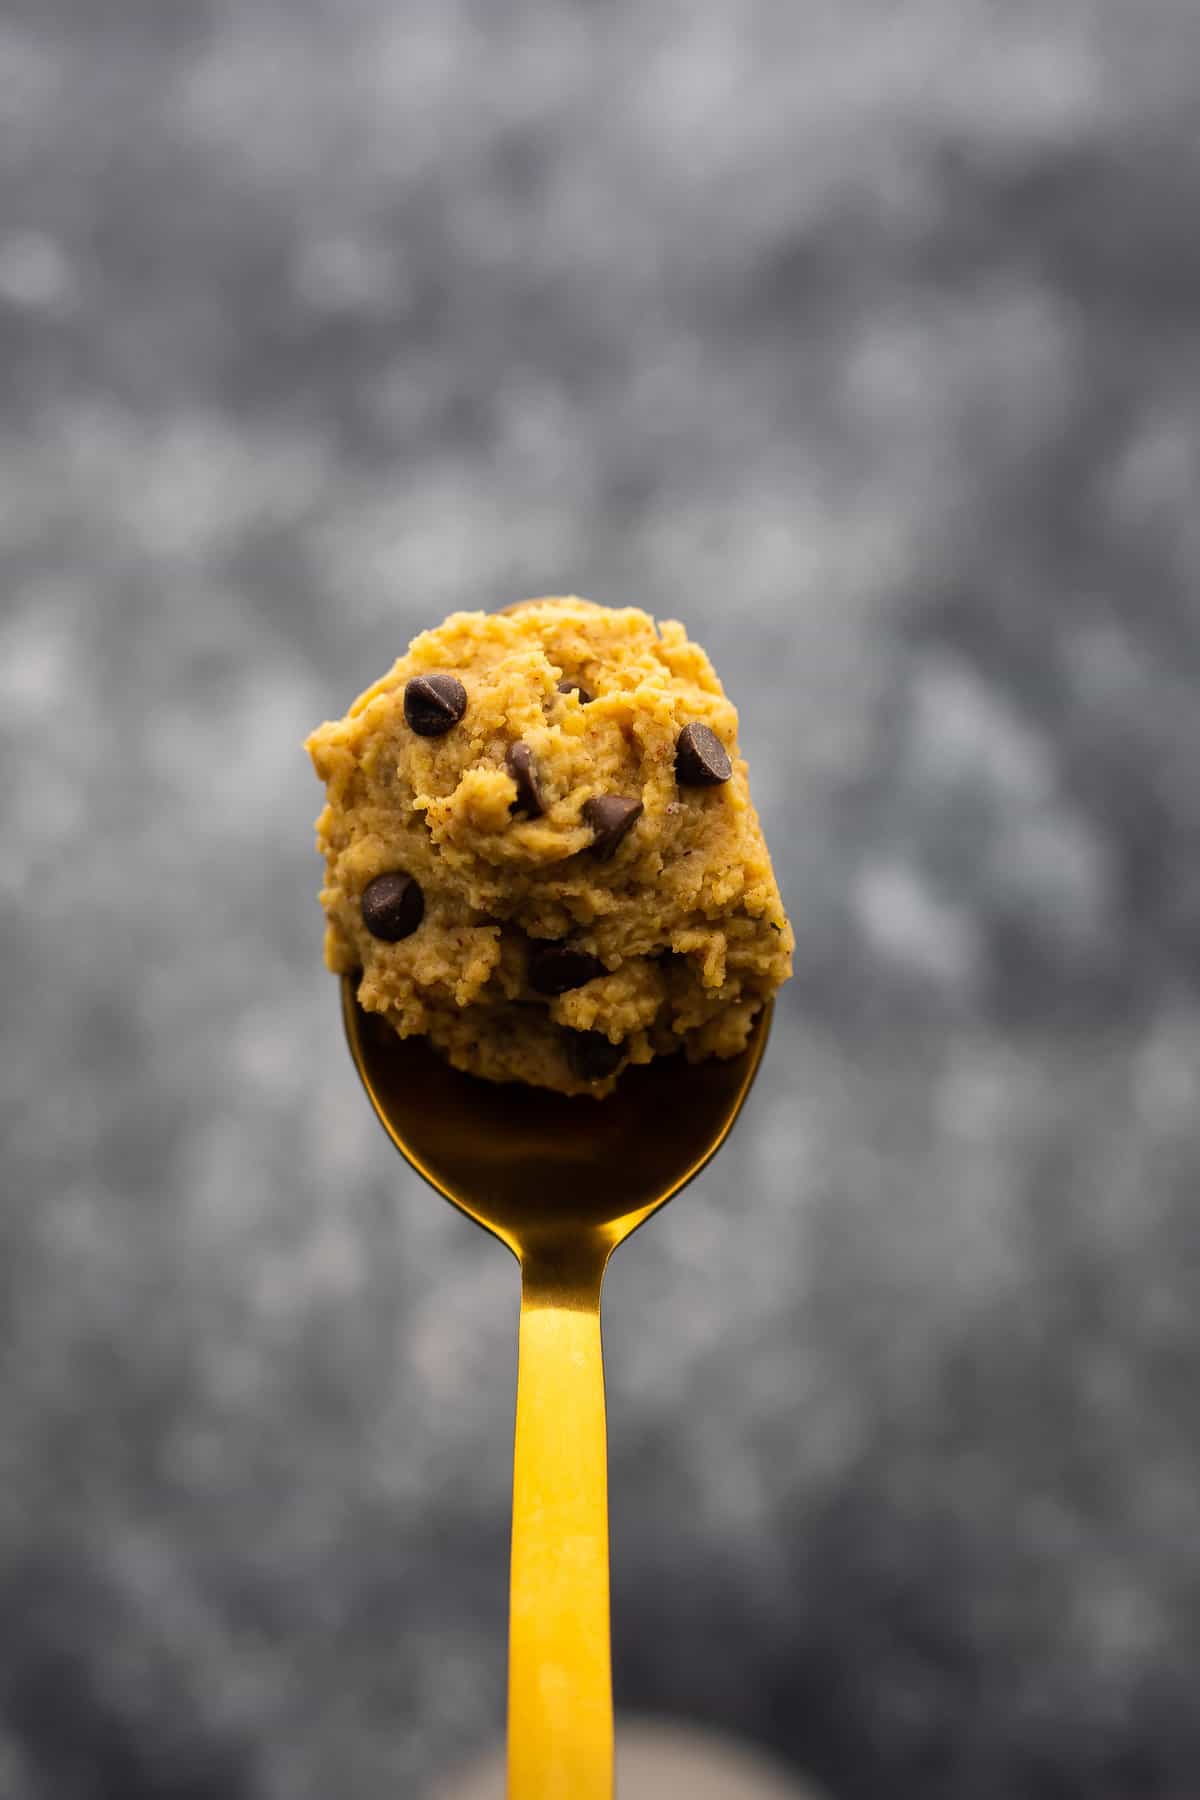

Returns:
306,597,793,1097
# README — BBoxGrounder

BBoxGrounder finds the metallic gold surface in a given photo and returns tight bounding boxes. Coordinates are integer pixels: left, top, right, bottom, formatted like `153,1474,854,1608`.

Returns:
341,980,772,1799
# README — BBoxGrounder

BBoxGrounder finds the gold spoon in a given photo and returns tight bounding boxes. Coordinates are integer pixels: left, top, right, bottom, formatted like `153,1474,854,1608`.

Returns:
342,978,773,1799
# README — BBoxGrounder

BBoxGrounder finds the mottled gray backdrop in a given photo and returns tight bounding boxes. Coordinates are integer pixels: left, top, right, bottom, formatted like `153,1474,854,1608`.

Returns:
3,3,1200,1797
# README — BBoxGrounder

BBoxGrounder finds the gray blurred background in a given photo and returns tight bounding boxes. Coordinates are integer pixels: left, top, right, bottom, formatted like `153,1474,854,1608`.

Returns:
3,2,1200,1796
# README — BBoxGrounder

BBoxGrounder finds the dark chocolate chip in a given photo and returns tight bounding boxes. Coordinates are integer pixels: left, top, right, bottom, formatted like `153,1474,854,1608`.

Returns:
404,673,468,736
505,741,545,817
675,721,732,787
361,871,425,941
557,678,593,705
582,794,643,860
564,1029,626,1082
529,943,606,995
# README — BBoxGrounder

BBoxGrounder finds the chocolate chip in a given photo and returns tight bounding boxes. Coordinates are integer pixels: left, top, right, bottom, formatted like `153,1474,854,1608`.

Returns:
557,678,593,705
361,871,424,941
564,1029,626,1081
582,794,643,861
675,721,732,787
505,741,545,817
529,943,606,995
404,673,467,737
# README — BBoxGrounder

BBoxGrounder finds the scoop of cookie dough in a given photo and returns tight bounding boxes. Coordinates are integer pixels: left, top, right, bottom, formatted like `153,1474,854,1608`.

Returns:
307,597,793,1096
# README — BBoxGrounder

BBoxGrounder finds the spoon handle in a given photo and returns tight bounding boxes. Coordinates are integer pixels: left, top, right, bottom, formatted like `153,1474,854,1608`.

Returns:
507,1254,613,1798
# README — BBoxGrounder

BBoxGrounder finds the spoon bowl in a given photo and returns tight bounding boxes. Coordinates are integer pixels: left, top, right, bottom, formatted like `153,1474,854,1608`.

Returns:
341,976,774,1799
342,979,772,1262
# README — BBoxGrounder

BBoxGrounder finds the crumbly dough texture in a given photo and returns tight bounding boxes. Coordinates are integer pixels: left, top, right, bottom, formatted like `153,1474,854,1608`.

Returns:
307,598,793,1095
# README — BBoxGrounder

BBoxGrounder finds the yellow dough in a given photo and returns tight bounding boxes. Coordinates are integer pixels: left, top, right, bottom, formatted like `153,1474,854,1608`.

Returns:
306,597,793,1096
